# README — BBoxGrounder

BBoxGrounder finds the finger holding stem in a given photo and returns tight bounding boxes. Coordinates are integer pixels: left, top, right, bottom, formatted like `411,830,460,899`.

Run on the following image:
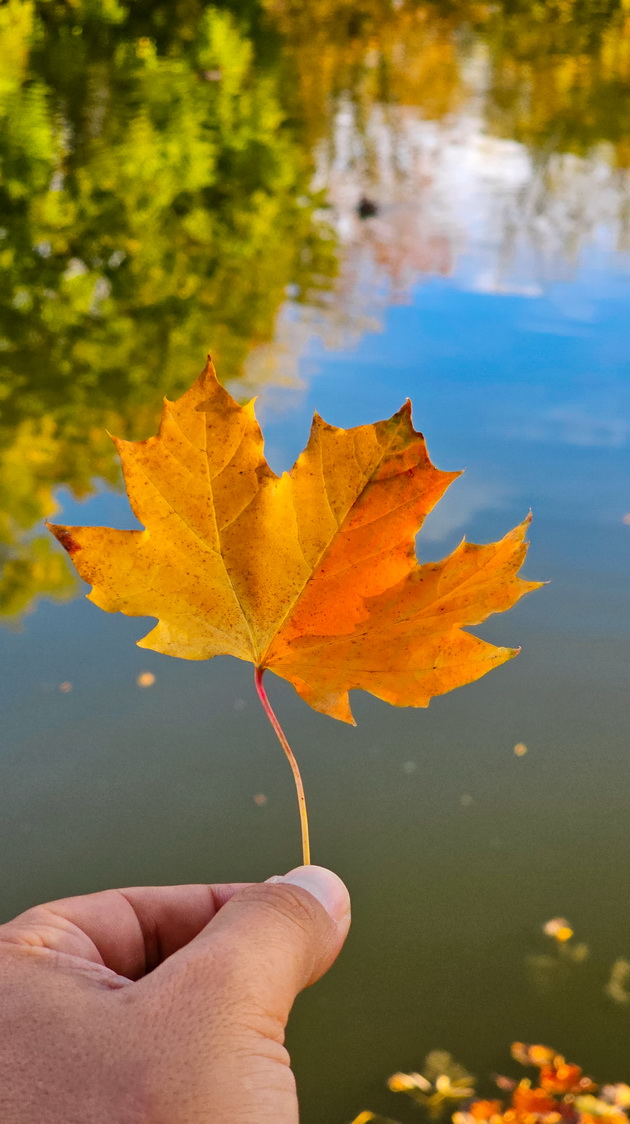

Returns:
254,667,311,867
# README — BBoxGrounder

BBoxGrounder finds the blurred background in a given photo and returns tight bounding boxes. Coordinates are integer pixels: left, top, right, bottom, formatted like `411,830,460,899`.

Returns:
0,1,629,1120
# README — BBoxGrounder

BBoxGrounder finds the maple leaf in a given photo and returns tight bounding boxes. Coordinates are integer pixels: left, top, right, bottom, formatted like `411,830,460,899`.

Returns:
48,357,541,862
48,357,540,725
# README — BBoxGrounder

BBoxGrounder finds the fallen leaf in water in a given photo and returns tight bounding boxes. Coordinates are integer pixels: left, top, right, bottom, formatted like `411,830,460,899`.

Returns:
601,1083,630,1108
48,358,541,723
351,1114,399,1124
606,958,630,1004
454,1098,503,1124
494,1075,518,1093
361,1044,622,1124
136,671,156,687
514,742,528,756
388,1052,475,1118
544,918,574,942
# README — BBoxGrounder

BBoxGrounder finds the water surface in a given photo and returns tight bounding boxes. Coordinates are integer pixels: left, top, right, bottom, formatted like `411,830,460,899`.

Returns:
1,3,629,1121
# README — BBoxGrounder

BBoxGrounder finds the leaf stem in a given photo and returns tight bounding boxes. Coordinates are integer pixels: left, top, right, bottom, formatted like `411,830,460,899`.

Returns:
254,667,311,867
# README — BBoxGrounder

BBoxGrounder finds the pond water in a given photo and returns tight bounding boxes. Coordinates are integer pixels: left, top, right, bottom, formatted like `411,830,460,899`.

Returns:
1,2,630,1121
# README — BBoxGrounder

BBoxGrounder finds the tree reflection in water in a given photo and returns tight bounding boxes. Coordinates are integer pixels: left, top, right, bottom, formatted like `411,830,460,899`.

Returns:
1,0,629,619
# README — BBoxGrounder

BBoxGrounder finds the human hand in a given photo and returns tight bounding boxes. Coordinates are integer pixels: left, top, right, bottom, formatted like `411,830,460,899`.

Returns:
0,867,350,1123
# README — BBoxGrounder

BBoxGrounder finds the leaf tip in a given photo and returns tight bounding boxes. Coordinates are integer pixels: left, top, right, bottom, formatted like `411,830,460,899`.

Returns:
334,693,357,724
47,523,82,556
244,396,259,421
394,398,421,436
526,579,548,593
311,410,339,436
201,353,219,384
106,429,124,450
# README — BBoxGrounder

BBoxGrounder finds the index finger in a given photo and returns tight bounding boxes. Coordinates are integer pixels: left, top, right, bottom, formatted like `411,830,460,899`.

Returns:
0,883,251,979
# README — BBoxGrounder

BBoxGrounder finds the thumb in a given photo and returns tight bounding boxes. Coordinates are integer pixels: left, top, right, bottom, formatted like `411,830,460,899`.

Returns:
155,865,351,1029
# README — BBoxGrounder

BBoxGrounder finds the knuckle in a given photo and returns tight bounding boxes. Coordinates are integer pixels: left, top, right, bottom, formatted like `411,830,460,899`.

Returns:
239,882,322,937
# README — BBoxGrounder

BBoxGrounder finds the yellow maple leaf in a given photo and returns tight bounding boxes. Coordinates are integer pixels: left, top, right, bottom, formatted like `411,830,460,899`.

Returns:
48,357,541,860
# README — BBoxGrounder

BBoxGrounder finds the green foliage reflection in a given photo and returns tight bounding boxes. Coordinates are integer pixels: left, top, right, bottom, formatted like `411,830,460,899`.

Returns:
0,0,337,619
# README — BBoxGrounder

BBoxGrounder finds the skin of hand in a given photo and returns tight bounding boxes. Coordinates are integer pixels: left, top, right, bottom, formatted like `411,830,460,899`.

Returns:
0,866,350,1124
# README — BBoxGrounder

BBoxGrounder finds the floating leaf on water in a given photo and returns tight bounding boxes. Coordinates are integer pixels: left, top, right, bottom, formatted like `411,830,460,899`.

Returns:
388,1052,475,1117
365,1045,624,1124
136,671,155,687
543,918,574,942
494,1075,518,1093
606,958,630,1005
601,1084,630,1109
388,1072,432,1094
565,941,589,964
511,1044,557,1067
350,1114,400,1124
453,1098,503,1124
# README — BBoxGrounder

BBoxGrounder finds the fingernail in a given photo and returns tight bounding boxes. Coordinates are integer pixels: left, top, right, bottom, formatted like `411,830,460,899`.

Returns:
278,865,350,923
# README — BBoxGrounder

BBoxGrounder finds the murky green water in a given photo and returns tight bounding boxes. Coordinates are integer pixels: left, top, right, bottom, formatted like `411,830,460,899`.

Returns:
1,2,630,1121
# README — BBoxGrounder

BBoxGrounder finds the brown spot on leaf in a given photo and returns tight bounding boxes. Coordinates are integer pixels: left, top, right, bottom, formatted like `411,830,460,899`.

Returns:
56,528,81,555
